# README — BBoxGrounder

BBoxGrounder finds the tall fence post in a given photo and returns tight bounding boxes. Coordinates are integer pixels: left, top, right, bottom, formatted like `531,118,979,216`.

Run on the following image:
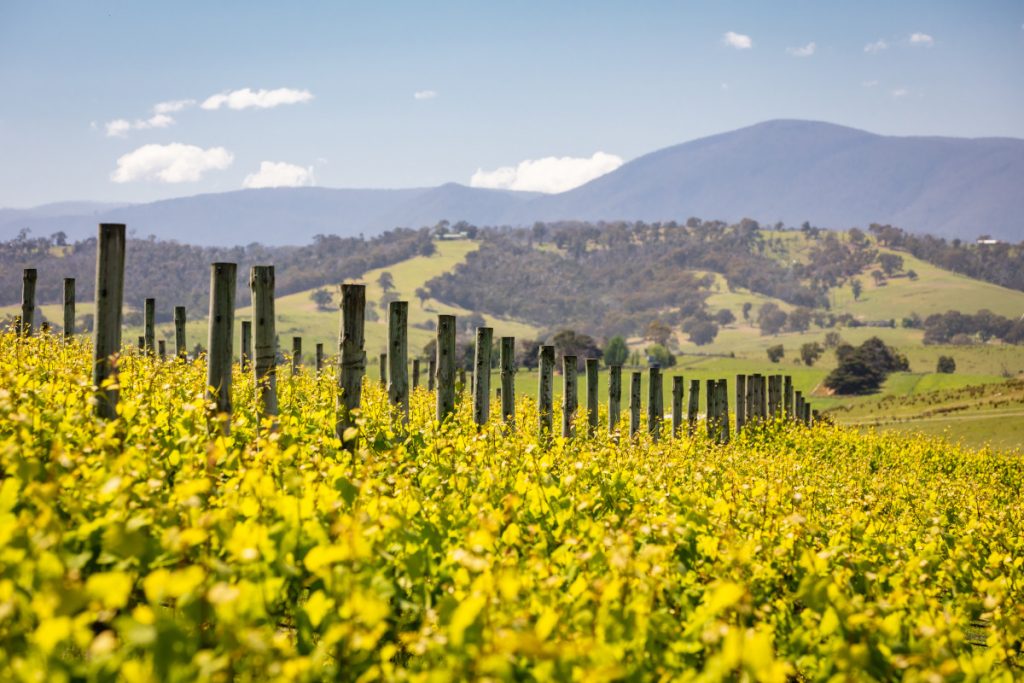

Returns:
144,298,155,356
93,224,125,419
736,374,747,433
316,343,324,374
500,337,515,427
21,269,36,336
784,375,794,420
585,358,599,436
412,358,421,389
428,358,436,391
648,366,661,442
672,376,684,438
794,391,804,426
706,379,718,437
718,380,730,444
250,265,279,420
562,355,577,438
173,306,187,360
537,345,554,436
629,370,642,438
207,262,236,431
759,374,768,420
687,379,700,434
291,337,302,376
338,284,366,444
62,277,75,339
158,340,166,360
608,365,622,437
388,301,409,422
435,315,456,422
378,352,387,385
239,320,251,369
473,327,493,428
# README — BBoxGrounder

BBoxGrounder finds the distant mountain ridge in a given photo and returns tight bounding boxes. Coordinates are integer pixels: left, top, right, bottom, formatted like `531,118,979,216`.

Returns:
3,120,1021,245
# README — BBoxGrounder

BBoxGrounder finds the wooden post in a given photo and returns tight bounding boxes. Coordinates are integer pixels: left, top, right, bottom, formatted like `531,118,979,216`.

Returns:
768,375,780,418
250,265,278,419
804,402,813,426
759,374,768,420
435,315,456,422
62,277,75,339
784,376,794,420
174,306,187,360
412,358,420,389
687,379,700,434
158,340,166,360
239,320,251,369
93,224,125,419
744,374,755,424
629,371,642,438
292,337,302,376
735,374,747,433
137,335,145,350
648,366,660,442
585,358,599,436
706,379,717,437
500,337,515,427
718,380,730,444
207,263,236,429
388,301,409,421
428,358,436,391
458,367,467,394
379,352,387,385
473,327,493,428
40,322,49,334
144,298,155,356
338,283,366,441
316,343,324,373
537,345,554,436
608,365,622,436
562,355,578,438
672,376,684,437
21,268,36,336
794,391,804,426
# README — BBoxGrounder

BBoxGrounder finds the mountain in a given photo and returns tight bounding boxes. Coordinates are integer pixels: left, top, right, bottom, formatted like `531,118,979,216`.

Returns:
2,120,1021,245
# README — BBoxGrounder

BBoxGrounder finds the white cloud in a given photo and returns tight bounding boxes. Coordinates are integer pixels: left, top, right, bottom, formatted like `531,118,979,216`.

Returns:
104,113,175,137
201,87,313,110
864,39,888,53
786,42,816,57
111,143,233,183
470,152,624,194
891,87,908,98
909,32,934,46
722,31,753,49
153,99,196,114
413,90,438,100
242,161,315,189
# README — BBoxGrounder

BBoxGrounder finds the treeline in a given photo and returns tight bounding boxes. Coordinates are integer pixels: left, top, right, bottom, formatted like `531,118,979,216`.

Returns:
921,310,1024,345
868,223,1024,292
0,228,434,320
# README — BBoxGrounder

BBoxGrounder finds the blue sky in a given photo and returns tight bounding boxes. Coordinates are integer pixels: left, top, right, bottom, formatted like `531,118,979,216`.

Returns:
1,1,1022,207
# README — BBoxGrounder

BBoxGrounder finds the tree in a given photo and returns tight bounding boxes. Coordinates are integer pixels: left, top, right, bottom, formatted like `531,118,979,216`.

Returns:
414,287,429,307
767,344,784,363
871,270,886,286
800,342,824,366
715,309,736,327
646,344,676,368
879,253,904,277
936,356,956,374
644,319,673,347
824,336,908,395
758,304,788,336
516,339,542,369
741,302,753,321
786,307,812,333
824,331,842,348
906,269,918,281
685,320,719,346
551,329,602,370
603,336,629,367
377,271,395,293
851,279,863,301
310,288,333,311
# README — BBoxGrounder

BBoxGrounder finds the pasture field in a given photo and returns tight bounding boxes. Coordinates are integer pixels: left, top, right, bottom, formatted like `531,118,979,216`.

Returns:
0,332,1021,680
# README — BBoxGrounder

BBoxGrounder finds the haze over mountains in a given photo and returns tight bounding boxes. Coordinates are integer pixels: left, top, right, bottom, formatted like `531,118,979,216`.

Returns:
3,120,1022,246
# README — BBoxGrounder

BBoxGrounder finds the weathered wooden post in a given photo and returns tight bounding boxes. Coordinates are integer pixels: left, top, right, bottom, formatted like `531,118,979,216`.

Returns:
706,379,717,437
62,277,75,339
206,262,236,430
435,315,456,422
250,265,278,419
137,335,145,351
804,402,813,426
239,320,251,369
500,337,515,427
629,371,642,437
784,376,794,420
292,337,302,376
768,375,780,418
538,345,555,436
388,301,410,421
586,358,599,436
93,224,125,419
316,343,324,374
735,374,747,433
672,375,684,437
794,391,804,426
759,374,768,420
173,306,187,360
608,365,622,436
718,380,730,444
158,340,166,359
21,269,36,336
428,358,436,391
648,365,661,442
338,283,366,442
143,298,155,356
562,355,578,438
378,352,387,385
687,379,700,434
412,358,421,388
473,327,493,428
744,374,754,424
